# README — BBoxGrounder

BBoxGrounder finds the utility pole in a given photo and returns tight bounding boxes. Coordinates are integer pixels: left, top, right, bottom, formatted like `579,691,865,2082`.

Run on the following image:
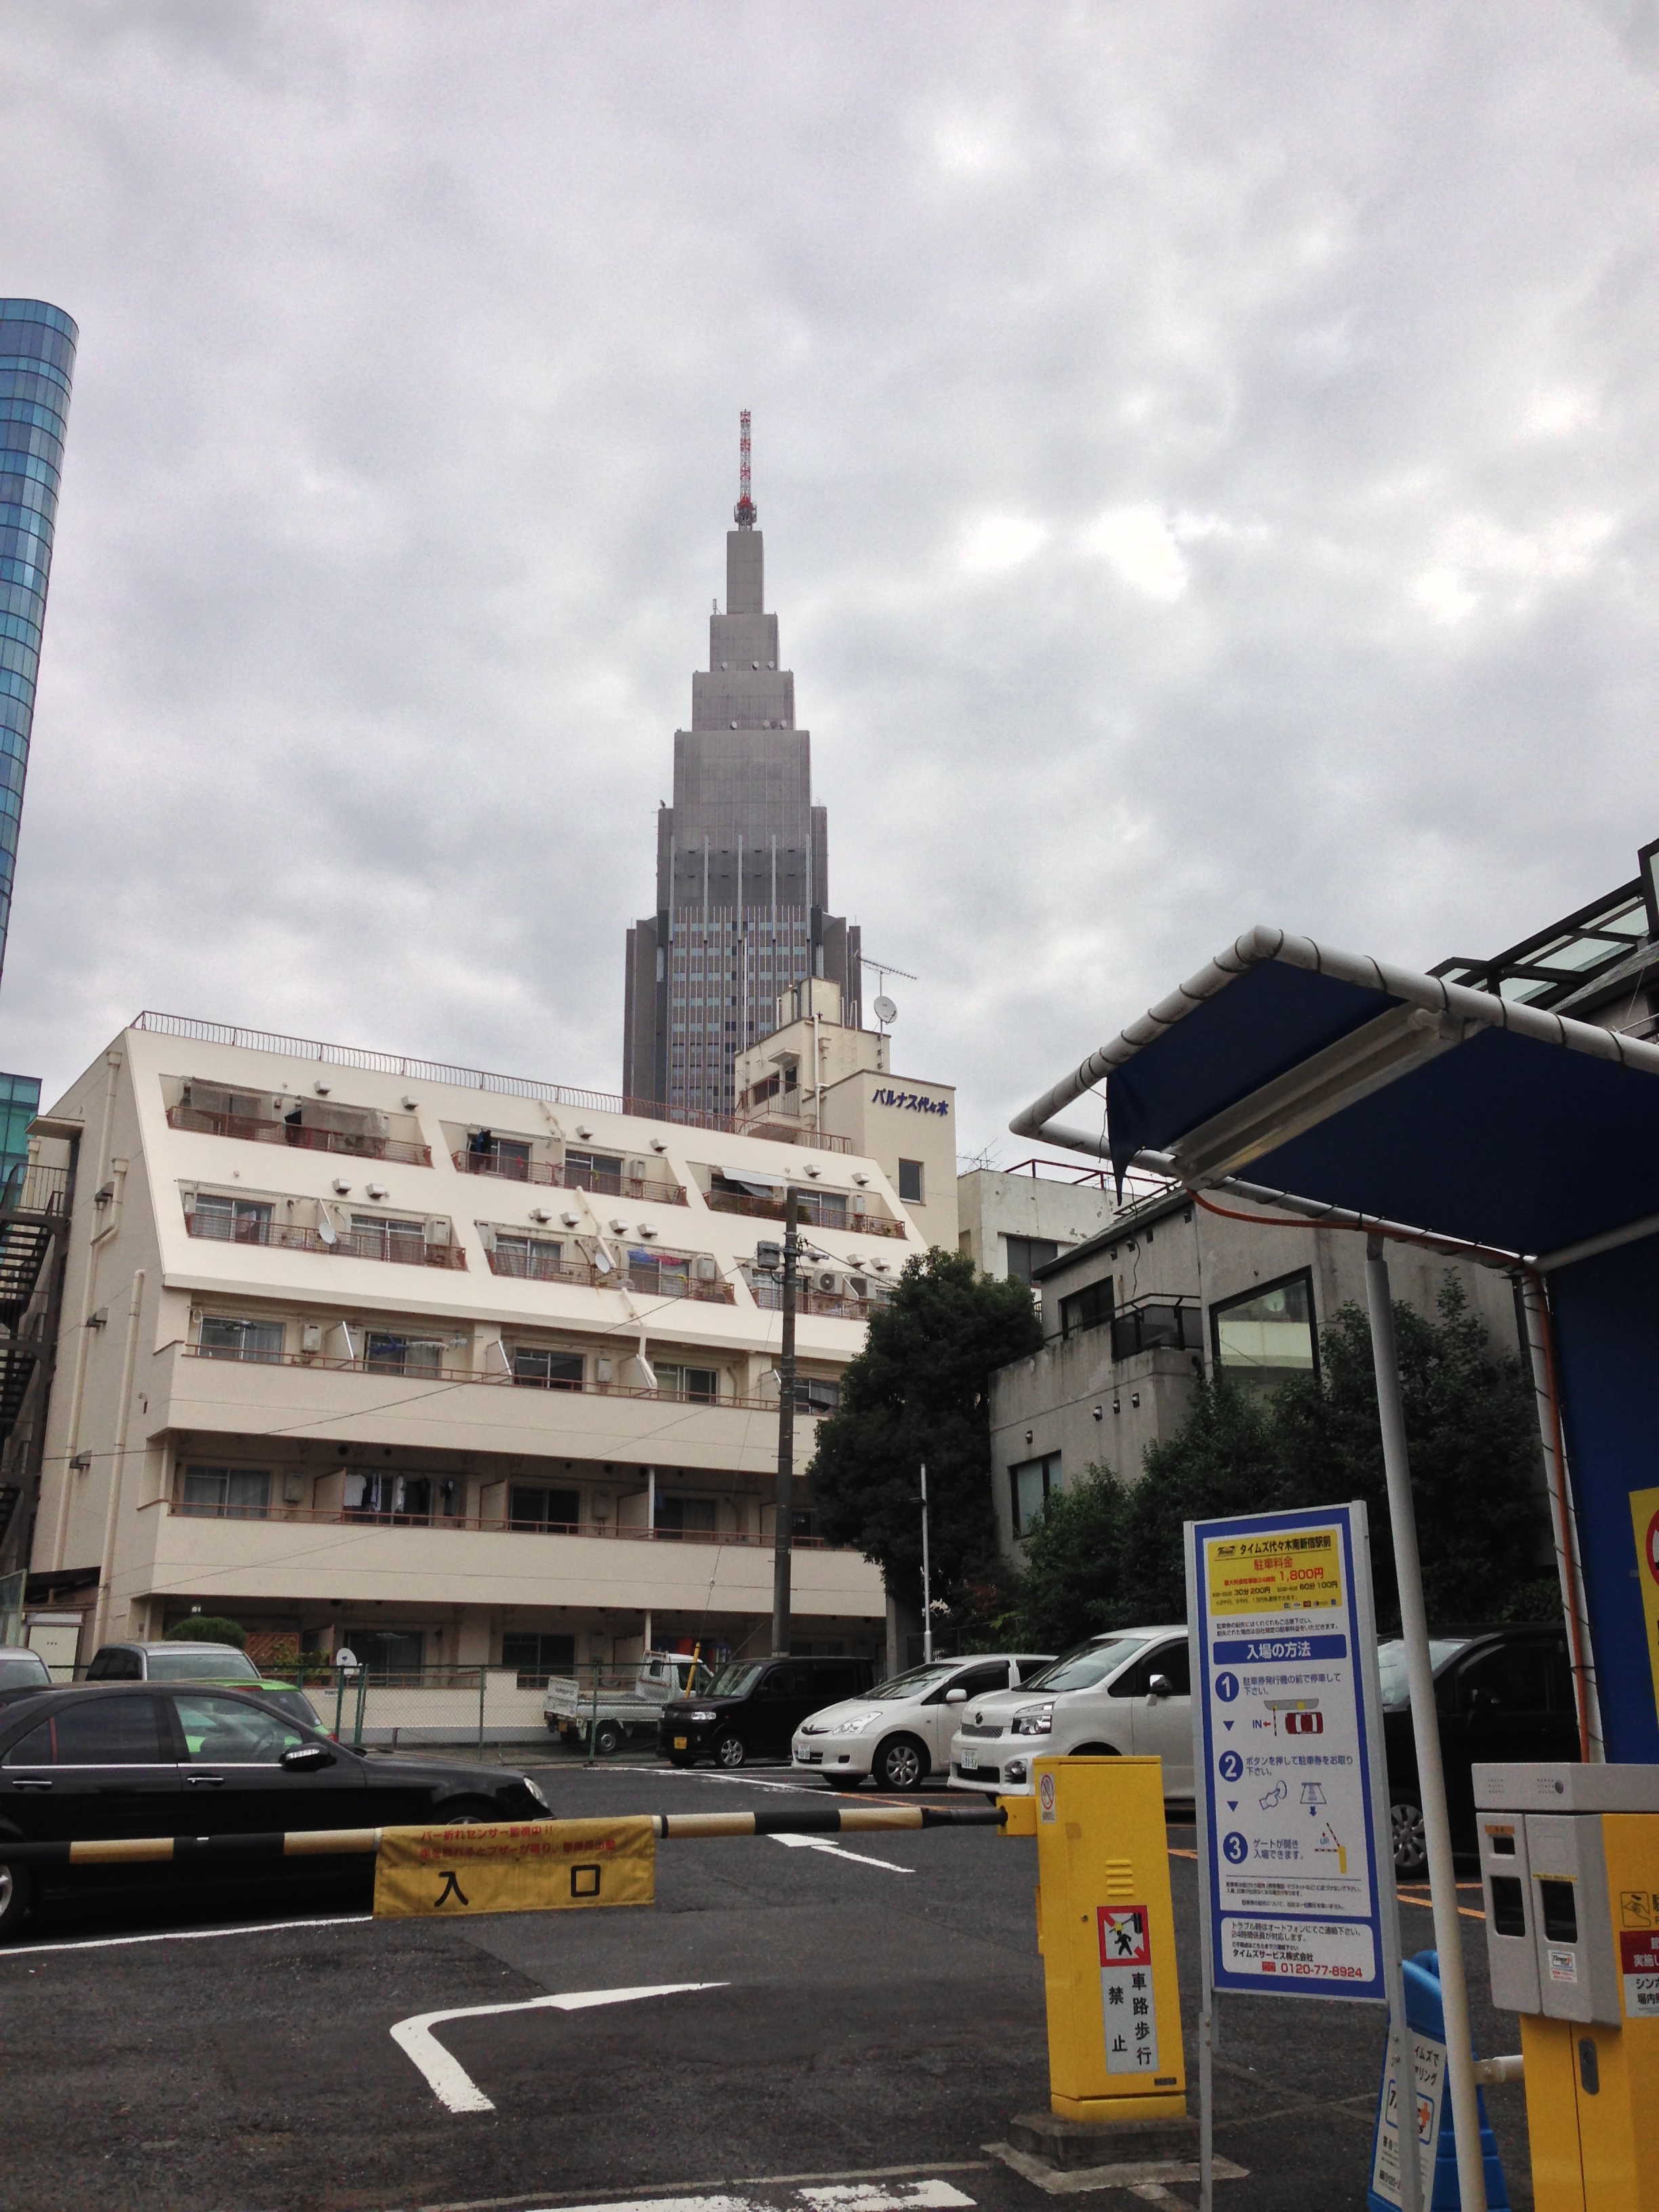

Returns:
920,1461,933,1663
769,1185,800,1656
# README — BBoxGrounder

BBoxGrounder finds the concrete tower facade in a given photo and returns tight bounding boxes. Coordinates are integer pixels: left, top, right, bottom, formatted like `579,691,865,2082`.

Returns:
624,440,859,1122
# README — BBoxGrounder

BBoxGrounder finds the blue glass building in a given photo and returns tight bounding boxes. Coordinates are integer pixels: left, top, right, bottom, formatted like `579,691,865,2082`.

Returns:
0,298,77,986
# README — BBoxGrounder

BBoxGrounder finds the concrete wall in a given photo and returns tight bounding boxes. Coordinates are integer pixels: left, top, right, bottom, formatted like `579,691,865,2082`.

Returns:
957,1168,1119,1282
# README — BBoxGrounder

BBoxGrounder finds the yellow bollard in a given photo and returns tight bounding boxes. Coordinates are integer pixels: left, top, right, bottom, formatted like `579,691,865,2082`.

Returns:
1005,1755,1187,2125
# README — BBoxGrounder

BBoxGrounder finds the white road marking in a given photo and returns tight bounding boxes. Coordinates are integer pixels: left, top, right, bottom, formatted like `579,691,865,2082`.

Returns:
799,2188,976,2211
391,1981,728,2114
401,2160,993,2212
0,1914,372,1960
768,1834,914,1874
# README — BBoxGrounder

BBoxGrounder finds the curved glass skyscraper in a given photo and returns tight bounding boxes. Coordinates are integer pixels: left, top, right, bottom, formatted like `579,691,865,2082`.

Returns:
0,300,77,987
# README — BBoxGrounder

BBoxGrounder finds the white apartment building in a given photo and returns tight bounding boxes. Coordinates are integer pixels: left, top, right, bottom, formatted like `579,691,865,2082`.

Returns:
19,1014,924,1678
956,1162,1120,1286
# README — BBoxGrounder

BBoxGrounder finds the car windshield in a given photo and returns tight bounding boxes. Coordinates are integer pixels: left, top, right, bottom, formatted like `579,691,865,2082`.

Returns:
142,1647,262,1681
865,1662,960,1702
1376,1639,1469,1708
1025,1636,1151,1694
708,1663,764,1697
0,1655,49,1687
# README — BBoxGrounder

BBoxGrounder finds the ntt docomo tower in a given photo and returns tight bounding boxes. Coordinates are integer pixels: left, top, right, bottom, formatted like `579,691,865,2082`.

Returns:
623,416,861,1122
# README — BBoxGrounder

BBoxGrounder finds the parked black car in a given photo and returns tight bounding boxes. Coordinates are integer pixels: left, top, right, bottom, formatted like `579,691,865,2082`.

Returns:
0,1682,550,1938
1382,1623,1578,1874
659,1654,876,1768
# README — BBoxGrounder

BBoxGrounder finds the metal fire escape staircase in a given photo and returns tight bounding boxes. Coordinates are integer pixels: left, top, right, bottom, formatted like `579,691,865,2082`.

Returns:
0,1164,70,1548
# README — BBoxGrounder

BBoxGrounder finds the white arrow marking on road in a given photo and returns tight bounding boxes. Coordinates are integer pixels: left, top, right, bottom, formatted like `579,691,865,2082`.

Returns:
390,1982,728,2114
768,1834,914,1874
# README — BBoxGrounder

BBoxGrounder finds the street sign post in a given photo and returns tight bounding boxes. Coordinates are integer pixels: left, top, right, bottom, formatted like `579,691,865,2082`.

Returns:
1186,1501,1418,2212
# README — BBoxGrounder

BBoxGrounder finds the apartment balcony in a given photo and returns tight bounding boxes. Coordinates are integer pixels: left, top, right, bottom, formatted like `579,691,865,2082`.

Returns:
484,1246,735,1303
184,1212,467,1269
167,1494,837,1547
731,1113,853,1155
452,1150,687,1205
1111,1296,1203,1361
750,1279,892,1321
703,1186,907,1237
169,1103,432,1167
185,1343,783,1413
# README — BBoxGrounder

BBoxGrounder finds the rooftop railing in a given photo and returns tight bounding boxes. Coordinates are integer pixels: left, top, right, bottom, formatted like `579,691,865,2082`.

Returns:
452,1151,687,1205
168,1103,432,1166
184,1214,467,1270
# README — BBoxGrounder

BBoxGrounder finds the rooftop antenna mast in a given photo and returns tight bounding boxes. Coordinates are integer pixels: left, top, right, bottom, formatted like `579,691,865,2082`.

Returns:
860,955,918,1036
735,409,756,529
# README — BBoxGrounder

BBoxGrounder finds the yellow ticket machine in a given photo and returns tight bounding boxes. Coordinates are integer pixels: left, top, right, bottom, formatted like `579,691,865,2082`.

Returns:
1474,1763,1659,2212
1005,1755,1187,2123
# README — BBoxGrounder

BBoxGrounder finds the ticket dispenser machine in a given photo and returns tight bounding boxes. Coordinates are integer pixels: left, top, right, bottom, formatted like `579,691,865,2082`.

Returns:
1004,1755,1187,2124
1473,1762,1659,2212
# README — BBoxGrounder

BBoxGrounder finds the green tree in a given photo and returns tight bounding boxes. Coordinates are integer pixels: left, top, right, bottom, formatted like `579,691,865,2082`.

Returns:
1012,1465,1129,1651
165,1614,246,1647
810,1248,1044,1620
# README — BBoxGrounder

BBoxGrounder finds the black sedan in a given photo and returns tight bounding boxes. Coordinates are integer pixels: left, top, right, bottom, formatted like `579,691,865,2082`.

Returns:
1382,1622,1578,1874
0,1682,550,1938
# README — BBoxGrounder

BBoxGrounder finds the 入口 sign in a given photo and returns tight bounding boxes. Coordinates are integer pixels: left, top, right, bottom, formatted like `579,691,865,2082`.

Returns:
374,1818,656,1919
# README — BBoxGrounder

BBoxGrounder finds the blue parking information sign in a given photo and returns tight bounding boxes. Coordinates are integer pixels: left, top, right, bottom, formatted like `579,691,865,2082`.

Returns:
1189,1502,1389,2004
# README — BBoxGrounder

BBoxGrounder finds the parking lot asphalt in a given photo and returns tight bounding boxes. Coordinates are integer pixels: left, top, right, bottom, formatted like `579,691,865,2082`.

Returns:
0,1759,1534,2212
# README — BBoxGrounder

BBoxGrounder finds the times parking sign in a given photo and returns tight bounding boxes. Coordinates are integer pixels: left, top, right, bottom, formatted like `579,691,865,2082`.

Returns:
1187,1501,1391,2004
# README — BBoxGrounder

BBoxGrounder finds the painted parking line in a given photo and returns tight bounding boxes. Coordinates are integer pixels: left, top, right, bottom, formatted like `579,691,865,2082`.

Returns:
419,2164,993,2212
514,2184,977,2212
0,1913,373,1960
768,1834,914,1875
392,1982,729,2114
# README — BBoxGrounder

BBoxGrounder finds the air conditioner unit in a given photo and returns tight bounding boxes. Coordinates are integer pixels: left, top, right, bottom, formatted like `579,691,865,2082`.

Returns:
815,1270,840,1294
694,1255,718,1280
300,1323,323,1355
628,1159,647,1179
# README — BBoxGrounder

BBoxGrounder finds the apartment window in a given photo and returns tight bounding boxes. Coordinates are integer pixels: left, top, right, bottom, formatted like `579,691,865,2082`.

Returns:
199,1316,285,1363
1059,1278,1113,1340
509,1486,581,1531
181,1465,271,1520
191,1193,273,1243
348,1214,428,1263
1004,1235,1059,1285
513,1347,584,1391
564,1149,623,1189
1009,1452,1062,1538
655,1363,718,1403
365,1332,444,1377
1210,1270,1319,1393
897,1160,924,1204
501,1631,575,1687
655,1494,718,1539
344,1471,445,1523
491,1233,565,1279
341,1627,424,1676
627,1248,691,1297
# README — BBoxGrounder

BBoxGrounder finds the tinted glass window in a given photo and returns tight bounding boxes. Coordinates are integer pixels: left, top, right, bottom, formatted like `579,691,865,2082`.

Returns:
88,1647,143,1679
1458,1643,1553,1714
708,1662,764,1697
173,1692,310,1761
5,1696,165,1764
1026,1637,1150,1694
0,1654,49,1687
951,1662,1017,1698
1380,1638,1467,1708
144,1645,261,1681
762,1664,808,1698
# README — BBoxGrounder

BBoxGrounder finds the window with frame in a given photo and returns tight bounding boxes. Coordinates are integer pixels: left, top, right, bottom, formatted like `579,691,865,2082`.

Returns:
512,1347,584,1390
491,1233,565,1280
897,1160,924,1204
627,1248,691,1297
199,1315,285,1363
655,1494,718,1539
365,1332,444,1377
501,1631,575,1687
340,1626,424,1676
348,1214,428,1263
508,1485,581,1531
1009,1451,1062,1537
191,1193,272,1242
344,1471,451,1523
181,1465,271,1519
1004,1235,1059,1284
792,1374,840,1415
655,1362,718,1403
1210,1270,1318,1391
4,1696,167,1765
1059,1278,1113,1339
564,1149,623,1187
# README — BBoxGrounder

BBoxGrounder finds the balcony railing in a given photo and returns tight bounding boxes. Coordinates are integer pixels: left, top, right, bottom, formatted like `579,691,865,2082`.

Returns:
703,1187,907,1237
1110,1297,1203,1361
180,1342,794,1410
750,1279,893,1321
484,1248,734,1303
730,1112,853,1154
168,1103,432,1166
166,1496,842,1547
184,1214,467,1269
451,1151,687,1205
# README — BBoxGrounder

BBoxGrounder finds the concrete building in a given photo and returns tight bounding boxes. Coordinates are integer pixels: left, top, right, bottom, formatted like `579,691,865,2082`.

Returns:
957,1161,1119,1285
10,1012,920,1674
623,424,861,1123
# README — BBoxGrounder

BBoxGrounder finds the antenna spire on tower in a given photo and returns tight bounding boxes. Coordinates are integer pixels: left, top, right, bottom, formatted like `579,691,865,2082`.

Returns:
734,409,756,529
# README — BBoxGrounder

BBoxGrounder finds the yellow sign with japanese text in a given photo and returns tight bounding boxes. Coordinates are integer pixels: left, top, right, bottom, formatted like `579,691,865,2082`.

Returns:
373,1817,655,1919
1630,1485,1659,1732
1204,1525,1344,1616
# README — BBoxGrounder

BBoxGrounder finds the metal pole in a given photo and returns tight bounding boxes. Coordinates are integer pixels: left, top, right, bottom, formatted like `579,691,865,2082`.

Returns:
1185,1534,1216,2212
333,1664,346,1742
1364,1239,1486,2212
353,1662,368,1747
920,1462,933,1663
1517,1271,1603,1759
477,1664,486,1754
771,1185,799,1656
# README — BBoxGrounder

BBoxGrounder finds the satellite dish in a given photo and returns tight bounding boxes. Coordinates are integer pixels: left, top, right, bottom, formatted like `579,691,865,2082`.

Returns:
873,994,898,1025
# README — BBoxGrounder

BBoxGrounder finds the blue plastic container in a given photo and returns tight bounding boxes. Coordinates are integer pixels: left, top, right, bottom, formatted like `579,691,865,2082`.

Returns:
1366,1950,1510,2211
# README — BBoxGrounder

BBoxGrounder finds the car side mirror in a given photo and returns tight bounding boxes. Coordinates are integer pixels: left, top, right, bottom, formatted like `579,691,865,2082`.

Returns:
281,1742,334,1771
1146,1674,1172,1702
945,1687,968,1704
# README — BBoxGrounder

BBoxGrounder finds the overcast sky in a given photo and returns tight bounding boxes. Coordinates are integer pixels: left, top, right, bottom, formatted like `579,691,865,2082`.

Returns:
4,2,1657,1161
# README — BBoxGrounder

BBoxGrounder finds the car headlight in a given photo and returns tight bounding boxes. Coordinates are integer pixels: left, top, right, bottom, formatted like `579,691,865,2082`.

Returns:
1004,1759,1029,1784
688,1708,718,1723
1010,1704,1053,1737
523,1776,550,1809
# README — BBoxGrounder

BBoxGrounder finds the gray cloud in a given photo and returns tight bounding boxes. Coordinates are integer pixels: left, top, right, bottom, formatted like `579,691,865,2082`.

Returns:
3,1,1656,1162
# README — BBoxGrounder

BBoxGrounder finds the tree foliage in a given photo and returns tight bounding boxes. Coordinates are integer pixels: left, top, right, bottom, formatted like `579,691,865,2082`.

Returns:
1015,1275,1552,1649
165,1614,247,1647
810,1248,1044,1612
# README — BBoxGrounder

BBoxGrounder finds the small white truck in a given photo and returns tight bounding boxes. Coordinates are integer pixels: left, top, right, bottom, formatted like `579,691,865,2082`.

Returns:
545,1652,712,1754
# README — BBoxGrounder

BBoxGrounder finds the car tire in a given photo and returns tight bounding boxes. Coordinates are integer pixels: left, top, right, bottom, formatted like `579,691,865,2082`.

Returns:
874,1734,928,1792
1068,1743,1119,1757
1392,1800,1428,1878
714,1732,747,1769
593,1721,623,1757
0,1858,32,1942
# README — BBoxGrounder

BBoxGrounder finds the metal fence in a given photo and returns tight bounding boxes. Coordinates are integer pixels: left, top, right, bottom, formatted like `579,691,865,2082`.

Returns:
314,1660,681,1755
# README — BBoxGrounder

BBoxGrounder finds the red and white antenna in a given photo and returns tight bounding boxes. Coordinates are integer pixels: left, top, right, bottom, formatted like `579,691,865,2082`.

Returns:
734,409,756,528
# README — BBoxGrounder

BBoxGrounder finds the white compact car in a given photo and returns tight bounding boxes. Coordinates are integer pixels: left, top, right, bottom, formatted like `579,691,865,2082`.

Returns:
947,1626,1193,1801
791,1652,1055,1792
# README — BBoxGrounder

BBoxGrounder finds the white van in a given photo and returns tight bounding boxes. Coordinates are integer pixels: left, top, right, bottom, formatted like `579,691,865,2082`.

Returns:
947,1626,1193,1801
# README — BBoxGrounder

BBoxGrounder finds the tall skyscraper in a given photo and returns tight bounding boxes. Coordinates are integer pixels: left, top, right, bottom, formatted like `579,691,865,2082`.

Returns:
0,298,77,988
623,420,860,1121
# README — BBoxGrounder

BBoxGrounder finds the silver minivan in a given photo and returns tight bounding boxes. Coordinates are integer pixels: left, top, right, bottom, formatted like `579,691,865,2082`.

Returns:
947,1626,1193,1801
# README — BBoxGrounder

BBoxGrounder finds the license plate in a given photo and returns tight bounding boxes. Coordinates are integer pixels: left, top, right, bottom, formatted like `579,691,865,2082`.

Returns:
673,1736,688,1749
960,1753,977,1771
